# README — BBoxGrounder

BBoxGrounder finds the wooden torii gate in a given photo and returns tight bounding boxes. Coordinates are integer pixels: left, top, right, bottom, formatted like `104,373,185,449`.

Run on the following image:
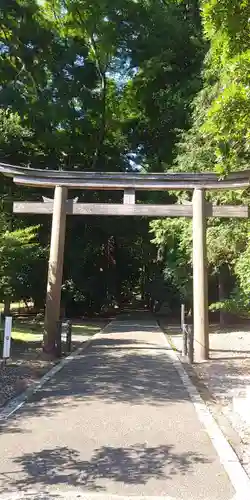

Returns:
1,162,250,362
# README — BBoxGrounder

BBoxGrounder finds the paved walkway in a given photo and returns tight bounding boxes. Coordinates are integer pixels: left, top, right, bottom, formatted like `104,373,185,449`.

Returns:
0,314,238,499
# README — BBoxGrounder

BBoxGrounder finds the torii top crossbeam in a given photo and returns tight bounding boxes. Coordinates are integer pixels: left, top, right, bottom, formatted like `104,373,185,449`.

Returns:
0,162,250,190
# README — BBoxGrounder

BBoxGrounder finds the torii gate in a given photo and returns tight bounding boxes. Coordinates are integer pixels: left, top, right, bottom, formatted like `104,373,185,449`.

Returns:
1,162,250,362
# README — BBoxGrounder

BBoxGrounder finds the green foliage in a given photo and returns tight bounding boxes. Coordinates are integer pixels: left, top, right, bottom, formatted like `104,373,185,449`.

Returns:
150,218,193,303
203,51,250,173
202,0,250,60
120,0,205,169
0,225,42,302
206,220,249,271
149,0,250,315
176,0,250,175
235,241,250,295
0,109,32,164
0,109,31,144
0,0,205,313
0,0,204,170
3,0,249,317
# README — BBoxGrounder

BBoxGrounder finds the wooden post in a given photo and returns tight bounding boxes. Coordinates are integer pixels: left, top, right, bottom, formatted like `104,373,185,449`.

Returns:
44,185,68,355
181,304,185,331
187,325,194,364
192,188,209,361
181,304,187,356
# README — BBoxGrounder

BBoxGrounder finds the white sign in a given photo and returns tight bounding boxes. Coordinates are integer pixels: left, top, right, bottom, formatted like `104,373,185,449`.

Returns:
3,316,12,358
61,322,67,342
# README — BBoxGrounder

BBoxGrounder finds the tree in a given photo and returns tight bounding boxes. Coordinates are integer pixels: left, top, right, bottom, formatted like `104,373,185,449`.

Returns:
0,0,214,335
150,0,250,319
0,225,42,314
0,105,47,312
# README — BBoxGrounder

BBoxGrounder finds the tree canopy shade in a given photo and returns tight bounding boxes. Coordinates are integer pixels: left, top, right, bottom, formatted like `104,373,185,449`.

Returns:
0,0,249,328
0,0,205,170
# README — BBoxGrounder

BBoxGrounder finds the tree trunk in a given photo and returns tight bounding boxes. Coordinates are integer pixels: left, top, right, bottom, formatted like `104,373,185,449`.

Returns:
114,237,122,306
33,297,45,313
92,65,107,170
141,264,146,300
219,264,230,326
4,297,11,316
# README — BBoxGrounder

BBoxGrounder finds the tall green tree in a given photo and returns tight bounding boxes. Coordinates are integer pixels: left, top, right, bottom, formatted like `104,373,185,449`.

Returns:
0,0,207,321
150,0,250,318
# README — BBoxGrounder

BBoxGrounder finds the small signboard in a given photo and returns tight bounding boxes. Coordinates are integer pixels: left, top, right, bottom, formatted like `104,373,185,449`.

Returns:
3,316,12,359
61,320,72,352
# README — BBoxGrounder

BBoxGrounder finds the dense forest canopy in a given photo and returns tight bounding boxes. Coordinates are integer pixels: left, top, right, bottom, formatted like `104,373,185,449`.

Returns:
0,0,249,318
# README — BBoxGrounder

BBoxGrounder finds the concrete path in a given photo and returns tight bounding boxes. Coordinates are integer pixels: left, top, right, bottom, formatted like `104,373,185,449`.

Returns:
0,314,237,499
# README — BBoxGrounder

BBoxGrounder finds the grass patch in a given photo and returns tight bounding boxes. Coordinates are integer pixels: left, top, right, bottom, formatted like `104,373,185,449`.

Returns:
10,319,42,343
11,318,43,342
0,301,31,312
10,320,102,343
12,330,43,342
72,323,100,336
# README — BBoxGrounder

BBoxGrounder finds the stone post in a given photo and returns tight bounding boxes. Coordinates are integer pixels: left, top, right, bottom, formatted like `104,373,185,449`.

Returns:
192,188,209,361
44,185,68,355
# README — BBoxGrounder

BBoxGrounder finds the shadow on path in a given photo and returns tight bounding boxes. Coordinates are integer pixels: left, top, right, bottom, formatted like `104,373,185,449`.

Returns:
1,443,208,493
2,335,191,428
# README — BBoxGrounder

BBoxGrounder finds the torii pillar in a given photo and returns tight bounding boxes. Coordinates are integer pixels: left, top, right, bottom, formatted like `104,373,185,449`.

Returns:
44,185,68,354
192,188,209,361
